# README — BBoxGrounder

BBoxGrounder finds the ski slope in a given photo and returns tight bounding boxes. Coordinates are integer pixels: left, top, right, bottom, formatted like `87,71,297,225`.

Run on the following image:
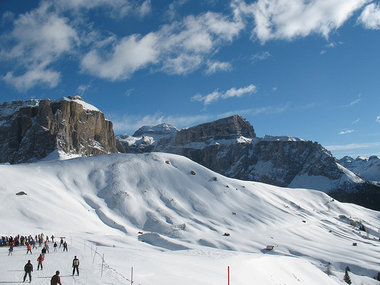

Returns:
0,152,380,284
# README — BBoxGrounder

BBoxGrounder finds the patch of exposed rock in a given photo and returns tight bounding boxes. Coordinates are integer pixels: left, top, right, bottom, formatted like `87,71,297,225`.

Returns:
0,96,117,163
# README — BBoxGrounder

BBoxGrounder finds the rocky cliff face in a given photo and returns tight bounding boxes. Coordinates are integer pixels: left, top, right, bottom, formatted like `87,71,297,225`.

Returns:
174,115,256,144
0,96,117,163
117,115,380,210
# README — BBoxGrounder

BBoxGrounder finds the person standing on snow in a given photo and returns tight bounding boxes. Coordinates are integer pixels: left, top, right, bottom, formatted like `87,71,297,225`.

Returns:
72,256,79,276
23,260,33,282
37,254,44,270
26,242,32,254
51,270,62,285
63,241,68,252
8,243,13,256
41,246,47,258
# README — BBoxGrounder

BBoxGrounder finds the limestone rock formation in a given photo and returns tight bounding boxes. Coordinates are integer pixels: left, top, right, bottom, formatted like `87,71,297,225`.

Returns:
0,96,117,163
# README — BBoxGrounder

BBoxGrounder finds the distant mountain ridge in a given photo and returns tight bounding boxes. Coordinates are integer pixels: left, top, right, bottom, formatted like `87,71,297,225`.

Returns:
339,155,380,183
1,97,379,210
117,115,380,210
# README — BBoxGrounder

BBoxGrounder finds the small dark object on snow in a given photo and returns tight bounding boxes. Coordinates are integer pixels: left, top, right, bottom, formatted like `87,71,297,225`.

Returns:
16,191,27,196
232,212,237,215
302,220,306,223
266,245,274,251
165,160,170,164
190,170,196,175
212,177,217,181
352,242,357,246
223,232,230,236
138,231,144,235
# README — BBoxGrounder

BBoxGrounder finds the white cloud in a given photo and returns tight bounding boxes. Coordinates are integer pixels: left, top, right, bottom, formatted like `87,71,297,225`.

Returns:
251,51,271,62
338,129,355,135
137,0,152,18
3,66,60,92
235,0,368,42
76,84,91,96
157,11,243,74
342,95,361,107
82,9,244,79
81,33,159,80
54,0,150,19
352,118,360,124
326,141,380,151
192,84,256,105
1,2,78,91
358,3,380,29
376,115,380,123
205,60,232,75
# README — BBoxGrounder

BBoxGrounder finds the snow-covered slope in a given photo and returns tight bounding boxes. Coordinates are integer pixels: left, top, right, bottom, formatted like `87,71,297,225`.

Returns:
340,155,380,183
1,153,380,284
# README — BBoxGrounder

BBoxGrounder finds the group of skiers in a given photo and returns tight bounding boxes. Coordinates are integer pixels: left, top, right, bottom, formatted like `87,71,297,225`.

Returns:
4,233,79,284
22,256,79,283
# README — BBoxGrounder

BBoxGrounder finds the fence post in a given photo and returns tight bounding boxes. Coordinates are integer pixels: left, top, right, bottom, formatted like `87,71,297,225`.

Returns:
93,247,97,264
131,267,134,285
101,254,104,277
228,266,230,285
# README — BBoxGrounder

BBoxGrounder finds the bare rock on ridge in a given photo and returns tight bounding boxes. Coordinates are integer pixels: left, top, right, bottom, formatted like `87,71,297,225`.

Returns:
0,96,117,163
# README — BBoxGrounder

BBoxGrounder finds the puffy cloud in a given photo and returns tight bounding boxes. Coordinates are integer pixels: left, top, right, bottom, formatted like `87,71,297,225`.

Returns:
192,84,256,105
1,2,78,90
82,10,244,79
234,0,369,42
3,66,60,92
376,115,380,123
81,33,159,80
358,3,380,29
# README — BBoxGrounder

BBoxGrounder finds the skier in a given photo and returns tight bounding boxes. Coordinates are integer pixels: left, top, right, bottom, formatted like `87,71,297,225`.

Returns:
59,238,63,248
44,242,50,253
63,241,68,252
26,243,32,254
72,256,79,276
53,241,57,251
51,270,62,285
42,246,47,258
37,254,44,270
8,243,13,256
23,260,33,283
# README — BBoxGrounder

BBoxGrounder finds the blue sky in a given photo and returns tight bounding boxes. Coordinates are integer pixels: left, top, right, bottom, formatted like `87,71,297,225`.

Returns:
1,0,380,158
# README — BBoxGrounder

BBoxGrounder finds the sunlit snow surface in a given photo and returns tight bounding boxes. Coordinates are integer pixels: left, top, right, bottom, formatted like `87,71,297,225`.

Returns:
1,153,380,284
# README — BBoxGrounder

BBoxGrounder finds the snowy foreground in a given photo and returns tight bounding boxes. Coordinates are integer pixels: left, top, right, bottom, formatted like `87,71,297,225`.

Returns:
1,153,380,285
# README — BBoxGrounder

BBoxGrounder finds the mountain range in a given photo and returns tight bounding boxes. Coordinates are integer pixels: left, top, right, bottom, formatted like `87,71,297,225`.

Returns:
1,96,379,210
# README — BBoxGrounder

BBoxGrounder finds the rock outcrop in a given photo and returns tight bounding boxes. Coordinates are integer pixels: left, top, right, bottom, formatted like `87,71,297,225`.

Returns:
117,115,380,210
0,96,117,163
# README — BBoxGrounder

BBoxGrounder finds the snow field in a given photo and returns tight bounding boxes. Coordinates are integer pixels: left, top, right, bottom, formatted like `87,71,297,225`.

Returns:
0,152,380,284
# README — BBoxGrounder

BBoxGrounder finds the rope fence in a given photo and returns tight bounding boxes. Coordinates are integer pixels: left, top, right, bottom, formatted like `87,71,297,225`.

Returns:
80,239,140,285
